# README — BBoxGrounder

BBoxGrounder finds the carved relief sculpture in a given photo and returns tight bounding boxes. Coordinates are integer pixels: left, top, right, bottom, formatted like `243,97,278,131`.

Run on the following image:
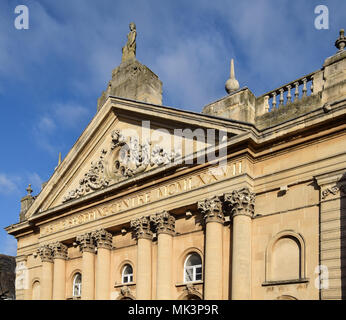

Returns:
224,187,255,218
197,195,224,224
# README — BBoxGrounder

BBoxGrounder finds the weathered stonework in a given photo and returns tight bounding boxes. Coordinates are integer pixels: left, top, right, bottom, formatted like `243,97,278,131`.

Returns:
150,211,175,235
76,233,95,253
130,216,153,240
93,229,113,249
197,196,224,224
224,187,255,219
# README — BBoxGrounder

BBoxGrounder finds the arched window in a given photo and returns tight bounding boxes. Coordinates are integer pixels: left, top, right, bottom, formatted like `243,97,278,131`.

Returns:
184,253,202,283
73,273,82,297
122,264,133,284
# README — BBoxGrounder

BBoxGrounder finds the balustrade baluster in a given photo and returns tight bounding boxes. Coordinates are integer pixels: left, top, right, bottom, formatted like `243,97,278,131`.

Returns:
279,88,284,107
302,78,307,98
286,85,292,104
264,95,269,112
294,82,299,101
272,92,277,110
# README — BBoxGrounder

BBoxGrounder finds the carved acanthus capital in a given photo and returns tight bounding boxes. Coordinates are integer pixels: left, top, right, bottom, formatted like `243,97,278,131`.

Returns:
37,245,53,263
51,242,68,260
92,229,113,249
76,232,96,253
130,216,153,240
197,196,224,224
150,211,175,236
224,187,255,219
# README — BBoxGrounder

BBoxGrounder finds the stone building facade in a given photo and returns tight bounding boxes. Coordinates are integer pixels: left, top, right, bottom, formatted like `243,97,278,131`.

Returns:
5,27,346,300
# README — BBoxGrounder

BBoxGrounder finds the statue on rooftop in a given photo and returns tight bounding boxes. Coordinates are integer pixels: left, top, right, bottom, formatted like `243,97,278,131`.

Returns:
122,22,137,62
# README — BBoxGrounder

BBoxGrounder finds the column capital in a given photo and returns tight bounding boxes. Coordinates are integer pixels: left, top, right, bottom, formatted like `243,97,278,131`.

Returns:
131,216,153,240
150,211,175,236
224,187,255,219
92,229,113,250
51,242,68,260
76,232,96,253
37,244,53,263
197,195,224,224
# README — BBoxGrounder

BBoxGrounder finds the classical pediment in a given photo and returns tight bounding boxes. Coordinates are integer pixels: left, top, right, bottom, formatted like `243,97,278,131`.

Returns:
24,97,252,219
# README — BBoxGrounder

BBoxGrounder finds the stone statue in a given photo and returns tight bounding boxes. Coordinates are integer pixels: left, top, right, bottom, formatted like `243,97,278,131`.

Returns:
122,22,137,62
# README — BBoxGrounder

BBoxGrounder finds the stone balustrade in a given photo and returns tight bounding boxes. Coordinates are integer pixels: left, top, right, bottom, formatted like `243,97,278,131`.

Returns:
256,71,318,116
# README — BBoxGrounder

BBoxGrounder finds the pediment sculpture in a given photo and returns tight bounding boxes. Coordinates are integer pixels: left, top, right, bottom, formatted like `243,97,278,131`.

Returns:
63,130,180,202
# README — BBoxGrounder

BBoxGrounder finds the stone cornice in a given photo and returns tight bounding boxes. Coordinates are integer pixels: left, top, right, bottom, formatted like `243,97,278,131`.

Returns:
150,211,175,236
76,232,95,253
93,229,113,249
224,187,255,219
130,216,153,240
197,195,224,224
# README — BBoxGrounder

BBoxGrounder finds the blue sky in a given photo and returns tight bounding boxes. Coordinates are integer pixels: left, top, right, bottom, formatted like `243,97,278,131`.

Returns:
0,0,345,256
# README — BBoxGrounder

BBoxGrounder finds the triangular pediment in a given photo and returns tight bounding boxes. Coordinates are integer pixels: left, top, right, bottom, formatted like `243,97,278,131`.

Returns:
25,97,252,219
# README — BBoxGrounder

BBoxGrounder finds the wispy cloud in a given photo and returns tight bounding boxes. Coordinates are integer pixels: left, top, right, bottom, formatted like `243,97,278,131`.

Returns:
0,173,19,195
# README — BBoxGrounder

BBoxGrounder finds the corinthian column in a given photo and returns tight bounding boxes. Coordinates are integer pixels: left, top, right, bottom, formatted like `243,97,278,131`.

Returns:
151,211,175,300
224,187,255,300
198,196,224,300
38,245,54,300
131,216,153,299
76,232,95,300
93,229,112,300
51,242,68,300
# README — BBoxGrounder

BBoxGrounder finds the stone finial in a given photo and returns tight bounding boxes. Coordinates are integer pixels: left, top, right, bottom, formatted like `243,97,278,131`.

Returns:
130,216,153,240
150,211,175,236
224,187,255,219
225,59,240,94
197,195,224,224
335,29,345,51
26,184,33,196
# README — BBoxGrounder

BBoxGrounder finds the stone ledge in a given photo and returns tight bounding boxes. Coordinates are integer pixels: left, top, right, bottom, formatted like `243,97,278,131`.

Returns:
262,278,309,286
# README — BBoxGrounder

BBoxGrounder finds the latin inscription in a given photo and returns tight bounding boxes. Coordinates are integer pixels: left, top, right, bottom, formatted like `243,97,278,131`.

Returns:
41,161,243,236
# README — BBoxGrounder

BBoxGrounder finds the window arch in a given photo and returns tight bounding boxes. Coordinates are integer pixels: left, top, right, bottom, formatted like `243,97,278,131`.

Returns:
73,273,82,297
122,264,133,284
32,280,40,300
184,253,202,283
265,230,306,282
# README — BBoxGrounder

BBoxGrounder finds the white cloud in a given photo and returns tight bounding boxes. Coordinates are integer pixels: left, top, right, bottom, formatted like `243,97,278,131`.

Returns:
0,173,19,195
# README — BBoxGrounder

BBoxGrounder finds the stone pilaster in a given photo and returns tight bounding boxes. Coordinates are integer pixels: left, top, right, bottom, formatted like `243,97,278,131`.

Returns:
37,245,53,300
93,229,112,300
224,187,255,300
130,216,153,299
151,211,175,299
197,196,224,300
76,232,95,300
51,242,68,300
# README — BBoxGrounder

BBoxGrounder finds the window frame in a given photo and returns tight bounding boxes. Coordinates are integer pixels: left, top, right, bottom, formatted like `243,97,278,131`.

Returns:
183,253,203,283
122,264,134,284
72,272,82,298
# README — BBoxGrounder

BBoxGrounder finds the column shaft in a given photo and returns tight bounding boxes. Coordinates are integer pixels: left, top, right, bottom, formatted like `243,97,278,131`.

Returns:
136,238,152,299
156,233,173,299
232,214,252,299
204,221,223,299
95,247,111,300
82,251,95,300
53,258,66,300
41,261,53,300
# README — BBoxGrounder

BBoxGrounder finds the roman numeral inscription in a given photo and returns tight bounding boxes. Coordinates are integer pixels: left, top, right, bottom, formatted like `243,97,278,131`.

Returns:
41,161,243,236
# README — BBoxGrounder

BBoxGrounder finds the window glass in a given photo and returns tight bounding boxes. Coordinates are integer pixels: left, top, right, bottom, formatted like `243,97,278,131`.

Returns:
184,253,202,283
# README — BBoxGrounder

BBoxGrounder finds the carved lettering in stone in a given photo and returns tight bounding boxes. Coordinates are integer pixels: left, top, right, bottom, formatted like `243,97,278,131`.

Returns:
197,195,224,224
130,216,153,240
150,211,175,236
224,187,255,218
92,229,113,249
